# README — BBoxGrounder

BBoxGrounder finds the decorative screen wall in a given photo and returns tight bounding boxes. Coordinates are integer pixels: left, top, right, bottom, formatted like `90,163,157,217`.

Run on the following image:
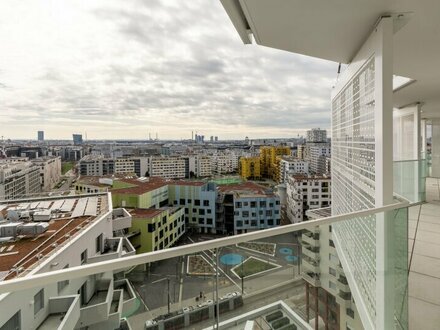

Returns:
332,56,378,321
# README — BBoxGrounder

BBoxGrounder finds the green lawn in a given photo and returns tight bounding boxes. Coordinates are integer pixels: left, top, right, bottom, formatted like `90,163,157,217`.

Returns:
112,180,137,189
234,257,277,278
61,162,74,174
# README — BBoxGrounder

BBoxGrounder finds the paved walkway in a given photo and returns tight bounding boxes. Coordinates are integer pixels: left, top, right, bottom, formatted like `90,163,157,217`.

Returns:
408,177,440,330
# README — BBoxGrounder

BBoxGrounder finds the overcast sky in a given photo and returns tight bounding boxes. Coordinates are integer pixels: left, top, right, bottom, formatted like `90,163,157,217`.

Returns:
0,0,337,140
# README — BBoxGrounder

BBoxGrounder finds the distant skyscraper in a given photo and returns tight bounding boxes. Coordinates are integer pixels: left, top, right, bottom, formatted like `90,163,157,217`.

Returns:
215,136,218,142
37,131,44,142
210,136,214,142
73,134,83,145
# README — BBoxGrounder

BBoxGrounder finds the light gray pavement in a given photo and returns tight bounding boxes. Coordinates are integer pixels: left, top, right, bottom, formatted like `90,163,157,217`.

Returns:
408,177,440,330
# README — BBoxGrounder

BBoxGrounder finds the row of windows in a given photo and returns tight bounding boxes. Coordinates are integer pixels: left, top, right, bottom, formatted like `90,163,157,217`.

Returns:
236,219,280,227
235,210,279,217
235,200,280,208
176,198,211,206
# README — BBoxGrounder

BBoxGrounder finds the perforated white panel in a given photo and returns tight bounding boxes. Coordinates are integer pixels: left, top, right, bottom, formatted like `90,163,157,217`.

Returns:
332,56,377,321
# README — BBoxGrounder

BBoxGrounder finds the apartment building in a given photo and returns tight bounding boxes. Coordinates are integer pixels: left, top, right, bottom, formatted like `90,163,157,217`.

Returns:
217,182,281,234
239,156,261,180
31,156,62,191
286,175,331,223
306,128,327,143
150,156,186,179
260,146,291,179
182,155,212,178
79,156,114,176
129,207,185,253
0,194,136,330
211,153,236,175
278,156,309,184
0,162,41,200
168,181,217,233
308,144,331,175
301,209,363,330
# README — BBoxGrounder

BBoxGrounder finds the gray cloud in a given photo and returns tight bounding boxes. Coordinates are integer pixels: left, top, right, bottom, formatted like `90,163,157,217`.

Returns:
0,0,337,139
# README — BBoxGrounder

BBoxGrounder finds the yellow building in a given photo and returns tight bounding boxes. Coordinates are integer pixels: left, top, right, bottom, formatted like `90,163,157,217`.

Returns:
239,157,261,180
259,146,291,180
129,207,185,253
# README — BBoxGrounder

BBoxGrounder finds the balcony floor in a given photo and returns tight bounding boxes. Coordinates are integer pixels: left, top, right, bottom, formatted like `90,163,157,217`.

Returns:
37,313,64,330
408,177,440,330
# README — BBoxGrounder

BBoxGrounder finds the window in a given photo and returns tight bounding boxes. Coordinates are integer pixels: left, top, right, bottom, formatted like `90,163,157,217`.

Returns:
346,308,355,319
266,210,272,216
162,217,166,225
180,198,185,205
81,250,87,264
148,223,156,232
260,220,265,225
329,267,336,276
250,201,256,208
251,220,257,226
236,221,243,227
207,218,213,225
199,209,205,215
236,202,242,208
329,281,336,290
242,211,249,217
268,219,274,226
207,209,211,214
187,199,192,203
269,203,273,207
243,202,248,207
260,201,266,207
159,230,164,238
96,234,103,253
34,289,44,315
203,200,210,206
194,199,200,206
276,200,280,205
58,265,70,293
185,208,189,214
198,218,205,225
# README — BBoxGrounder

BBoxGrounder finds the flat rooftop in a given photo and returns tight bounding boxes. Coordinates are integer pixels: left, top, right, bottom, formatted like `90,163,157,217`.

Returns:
218,182,276,197
0,194,108,280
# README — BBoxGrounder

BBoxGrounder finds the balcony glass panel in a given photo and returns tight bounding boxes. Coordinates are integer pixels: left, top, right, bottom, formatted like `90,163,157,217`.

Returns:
393,159,427,203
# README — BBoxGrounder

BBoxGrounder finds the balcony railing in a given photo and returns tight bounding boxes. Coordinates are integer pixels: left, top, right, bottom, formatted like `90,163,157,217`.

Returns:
393,158,427,203
0,201,409,330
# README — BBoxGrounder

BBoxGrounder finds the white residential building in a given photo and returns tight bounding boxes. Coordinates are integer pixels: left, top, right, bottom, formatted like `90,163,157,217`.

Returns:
308,144,331,174
150,156,186,179
306,128,327,143
0,194,135,330
286,175,331,223
31,156,62,191
278,157,309,183
0,162,41,200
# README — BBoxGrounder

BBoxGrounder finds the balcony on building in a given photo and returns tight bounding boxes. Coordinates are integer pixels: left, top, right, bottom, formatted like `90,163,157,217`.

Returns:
302,243,320,261
337,275,350,293
112,208,132,232
37,295,80,330
301,228,320,247
87,237,136,264
78,278,115,328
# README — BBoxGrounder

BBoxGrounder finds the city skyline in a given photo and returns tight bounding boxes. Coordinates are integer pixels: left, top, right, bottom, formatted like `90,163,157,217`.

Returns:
0,0,335,140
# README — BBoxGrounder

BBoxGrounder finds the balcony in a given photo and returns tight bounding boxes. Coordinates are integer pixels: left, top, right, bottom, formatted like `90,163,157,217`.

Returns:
302,255,320,274
301,230,320,247
78,278,114,328
302,271,321,287
337,275,350,293
37,295,80,330
302,243,320,261
88,237,136,264
112,208,132,231
114,279,138,316
0,201,410,330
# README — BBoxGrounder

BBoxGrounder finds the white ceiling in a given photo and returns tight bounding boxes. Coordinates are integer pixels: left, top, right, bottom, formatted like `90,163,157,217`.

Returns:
220,0,440,118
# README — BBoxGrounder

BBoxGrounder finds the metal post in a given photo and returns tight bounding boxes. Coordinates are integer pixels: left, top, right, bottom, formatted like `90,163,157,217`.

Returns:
167,277,170,315
241,259,244,294
215,248,220,329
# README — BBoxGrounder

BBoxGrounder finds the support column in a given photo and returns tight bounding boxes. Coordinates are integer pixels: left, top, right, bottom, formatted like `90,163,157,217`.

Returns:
306,282,310,322
375,16,395,330
431,119,440,177
315,287,319,330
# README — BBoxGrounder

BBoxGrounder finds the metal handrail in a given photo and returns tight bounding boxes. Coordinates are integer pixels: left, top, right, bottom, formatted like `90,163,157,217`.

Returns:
0,200,408,294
